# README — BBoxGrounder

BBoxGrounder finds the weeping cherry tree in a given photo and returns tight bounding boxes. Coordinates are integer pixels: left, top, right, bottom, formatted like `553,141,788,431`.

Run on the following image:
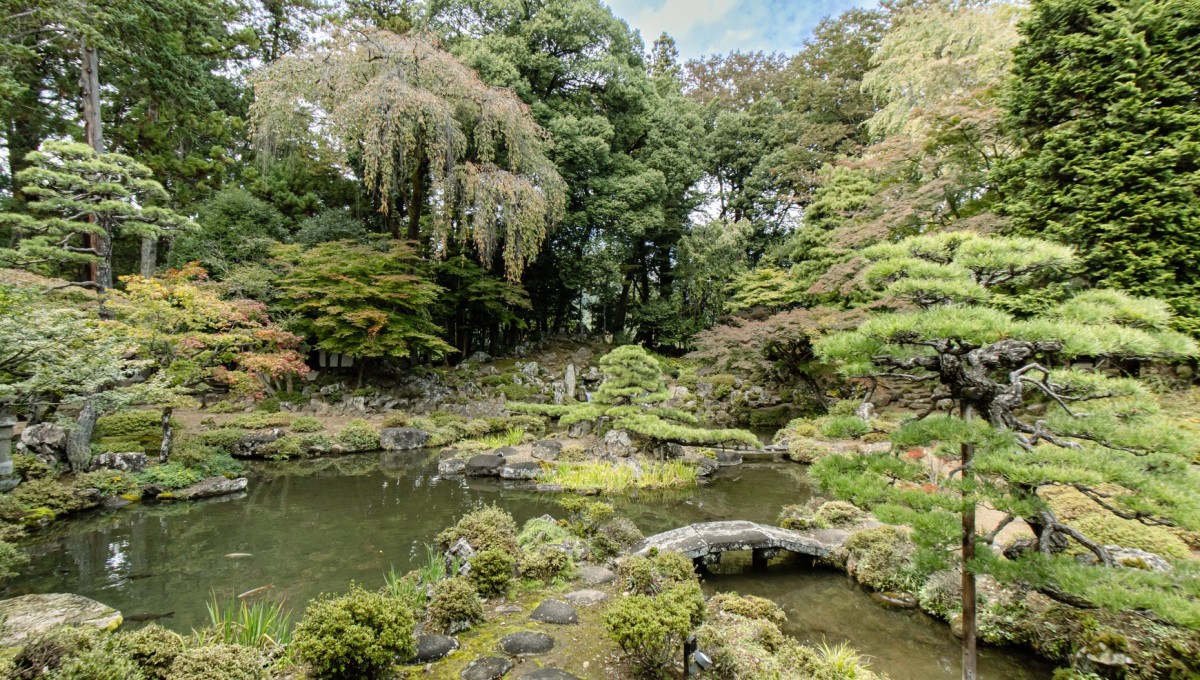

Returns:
249,27,566,281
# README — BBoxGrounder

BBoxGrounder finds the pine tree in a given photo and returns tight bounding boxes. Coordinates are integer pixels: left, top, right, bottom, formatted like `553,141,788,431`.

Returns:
999,0,1200,331
812,231,1200,678
0,141,193,292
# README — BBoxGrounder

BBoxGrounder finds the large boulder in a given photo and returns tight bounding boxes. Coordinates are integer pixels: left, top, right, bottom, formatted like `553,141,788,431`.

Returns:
0,593,122,649
602,429,635,457
379,427,430,451
89,451,148,473
233,431,280,457
439,457,467,475
166,476,248,501
531,440,561,462
500,462,541,480
466,454,505,477
17,423,67,466
566,420,591,438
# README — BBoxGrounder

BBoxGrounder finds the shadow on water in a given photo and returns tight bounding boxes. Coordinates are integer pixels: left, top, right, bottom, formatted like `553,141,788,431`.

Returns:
4,454,1052,679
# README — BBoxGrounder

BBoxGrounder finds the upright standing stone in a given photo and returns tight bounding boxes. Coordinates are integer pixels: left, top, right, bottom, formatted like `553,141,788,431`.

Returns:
564,363,577,402
0,409,19,491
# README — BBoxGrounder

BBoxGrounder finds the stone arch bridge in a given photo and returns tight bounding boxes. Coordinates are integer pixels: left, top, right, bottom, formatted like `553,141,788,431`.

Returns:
632,520,850,569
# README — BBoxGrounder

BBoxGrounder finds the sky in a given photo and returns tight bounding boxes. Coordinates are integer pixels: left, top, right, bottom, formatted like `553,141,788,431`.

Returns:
604,0,877,59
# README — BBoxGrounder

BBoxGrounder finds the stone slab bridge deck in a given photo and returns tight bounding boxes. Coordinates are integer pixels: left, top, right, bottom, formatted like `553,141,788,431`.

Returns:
631,520,851,569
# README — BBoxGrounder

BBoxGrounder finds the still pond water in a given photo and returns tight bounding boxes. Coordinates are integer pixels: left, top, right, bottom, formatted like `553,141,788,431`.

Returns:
7,452,1051,679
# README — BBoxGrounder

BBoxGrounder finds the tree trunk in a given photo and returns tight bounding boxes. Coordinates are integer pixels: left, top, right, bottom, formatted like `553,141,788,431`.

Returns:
407,151,428,241
960,404,978,680
140,236,157,278
81,36,106,289
159,406,174,463
66,400,99,472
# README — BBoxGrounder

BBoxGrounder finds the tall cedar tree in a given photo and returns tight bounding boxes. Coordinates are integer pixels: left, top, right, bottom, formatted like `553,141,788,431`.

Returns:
999,0,1200,331
812,232,1200,678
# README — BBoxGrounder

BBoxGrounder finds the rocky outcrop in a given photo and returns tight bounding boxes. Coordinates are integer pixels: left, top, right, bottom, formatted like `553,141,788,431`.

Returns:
439,457,467,475
89,451,147,473
466,454,505,477
0,593,122,648
17,423,67,467
233,431,280,457
379,427,430,451
500,461,541,480
166,476,248,501
531,440,561,461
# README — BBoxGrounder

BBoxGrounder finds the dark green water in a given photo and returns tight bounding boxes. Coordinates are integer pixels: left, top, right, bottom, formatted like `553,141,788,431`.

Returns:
5,453,1051,679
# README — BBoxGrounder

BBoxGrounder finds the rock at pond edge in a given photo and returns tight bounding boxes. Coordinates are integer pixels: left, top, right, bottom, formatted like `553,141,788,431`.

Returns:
0,593,122,649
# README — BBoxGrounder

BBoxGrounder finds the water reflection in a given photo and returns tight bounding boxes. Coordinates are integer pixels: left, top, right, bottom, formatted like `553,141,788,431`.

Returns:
6,454,1050,679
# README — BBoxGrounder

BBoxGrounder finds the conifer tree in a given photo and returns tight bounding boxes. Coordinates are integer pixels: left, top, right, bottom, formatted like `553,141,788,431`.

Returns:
811,232,1200,679
999,0,1200,330
510,346,759,449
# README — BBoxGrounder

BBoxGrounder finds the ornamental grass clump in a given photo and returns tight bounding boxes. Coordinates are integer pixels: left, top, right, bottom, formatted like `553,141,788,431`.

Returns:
290,585,415,679
508,345,759,449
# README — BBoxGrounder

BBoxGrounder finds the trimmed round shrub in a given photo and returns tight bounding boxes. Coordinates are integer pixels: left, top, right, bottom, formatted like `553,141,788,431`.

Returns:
618,550,697,595
290,416,324,433
814,501,866,528
54,646,144,680
469,549,515,597
165,644,266,680
604,581,706,674
427,577,484,634
709,593,786,626
380,413,410,428
291,585,416,679
817,415,870,440
517,517,573,550
261,435,306,460
335,419,380,453
436,505,519,554
519,547,574,582
844,525,918,593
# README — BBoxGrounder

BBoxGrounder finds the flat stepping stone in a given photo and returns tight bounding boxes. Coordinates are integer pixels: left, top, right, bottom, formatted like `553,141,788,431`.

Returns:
415,634,459,662
520,670,581,680
0,593,122,648
577,565,616,585
530,599,578,625
498,631,555,656
563,589,608,607
461,656,514,680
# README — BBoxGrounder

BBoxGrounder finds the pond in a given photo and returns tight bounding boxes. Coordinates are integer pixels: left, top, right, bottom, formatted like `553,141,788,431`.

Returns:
5,453,1052,679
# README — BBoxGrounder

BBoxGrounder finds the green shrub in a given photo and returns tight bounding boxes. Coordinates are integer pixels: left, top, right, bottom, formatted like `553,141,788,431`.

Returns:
165,644,267,680
291,585,416,679
13,625,101,675
380,413,409,428
591,517,644,559
519,547,574,582
227,413,291,430
0,540,28,580
12,477,89,516
618,550,697,595
335,419,380,452
12,452,55,479
817,415,870,440
206,400,242,414
708,593,786,626
290,416,324,433
1072,513,1189,559
815,501,867,528
517,517,574,550
261,435,306,460
498,383,538,400
559,444,588,462
95,410,171,438
778,504,816,530
469,549,515,597
54,646,145,680
844,525,919,593
604,582,706,675
427,577,484,634
828,400,860,417
917,570,961,621
437,505,519,554
172,443,244,478
113,624,184,680
193,429,244,453
254,396,281,413
693,612,788,679
138,463,204,490
73,469,140,498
